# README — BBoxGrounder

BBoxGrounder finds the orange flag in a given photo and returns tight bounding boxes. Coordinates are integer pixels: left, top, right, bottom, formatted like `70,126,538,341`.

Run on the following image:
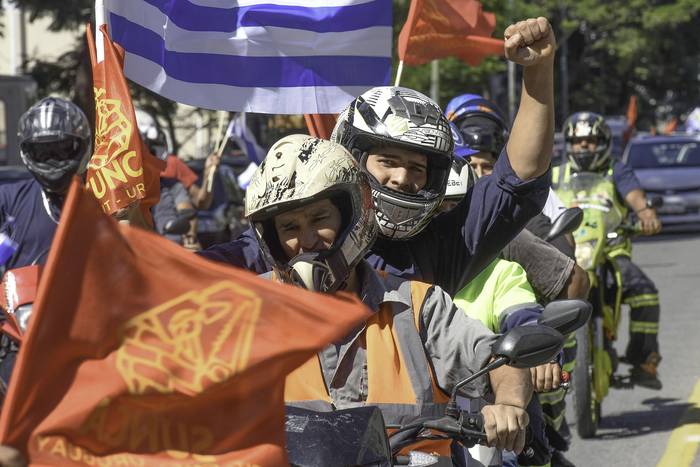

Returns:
304,114,338,140
398,0,504,66
663,117,678,135
624,95,638,144
0,179,370,466
85,24,163,224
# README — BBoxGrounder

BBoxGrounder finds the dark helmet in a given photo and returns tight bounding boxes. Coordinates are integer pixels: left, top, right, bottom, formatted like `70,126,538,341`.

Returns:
18,97,92,194
445,93,509,158
563,112,612,172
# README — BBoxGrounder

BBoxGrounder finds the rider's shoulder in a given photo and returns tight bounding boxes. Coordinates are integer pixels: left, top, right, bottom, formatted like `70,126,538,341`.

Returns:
0,178,40,204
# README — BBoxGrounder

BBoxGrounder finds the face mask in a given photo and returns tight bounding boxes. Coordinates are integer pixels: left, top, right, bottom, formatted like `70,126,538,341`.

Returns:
287,252,337,293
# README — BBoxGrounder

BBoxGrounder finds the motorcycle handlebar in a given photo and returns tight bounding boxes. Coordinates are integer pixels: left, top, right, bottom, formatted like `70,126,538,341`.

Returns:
617,223,642,235
390,411,534,460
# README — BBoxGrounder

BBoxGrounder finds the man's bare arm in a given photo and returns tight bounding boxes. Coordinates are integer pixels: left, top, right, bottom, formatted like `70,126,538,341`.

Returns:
625,189,661,235
482,364,532,453
505,18,556,180
557,263,590,300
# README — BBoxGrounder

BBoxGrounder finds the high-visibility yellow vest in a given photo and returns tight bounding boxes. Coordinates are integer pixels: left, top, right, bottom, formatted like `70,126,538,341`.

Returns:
453,258,536,333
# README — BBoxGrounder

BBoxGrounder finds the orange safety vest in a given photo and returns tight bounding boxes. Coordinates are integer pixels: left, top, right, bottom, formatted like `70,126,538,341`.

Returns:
284,279,453,457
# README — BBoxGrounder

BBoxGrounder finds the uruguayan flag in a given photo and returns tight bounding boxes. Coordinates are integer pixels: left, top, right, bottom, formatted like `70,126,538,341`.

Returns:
226,113,266,163
104,0,392,114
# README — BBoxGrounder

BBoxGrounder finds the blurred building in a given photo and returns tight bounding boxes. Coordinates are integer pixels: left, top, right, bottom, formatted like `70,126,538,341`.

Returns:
0,3,78,165
0,3,79,76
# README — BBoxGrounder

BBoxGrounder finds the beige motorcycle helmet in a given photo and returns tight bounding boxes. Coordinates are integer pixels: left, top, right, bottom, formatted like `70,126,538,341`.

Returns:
245,135,378,293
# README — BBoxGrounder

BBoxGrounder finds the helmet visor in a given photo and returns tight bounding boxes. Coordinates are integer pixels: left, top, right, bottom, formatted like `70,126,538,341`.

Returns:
21,137,84,163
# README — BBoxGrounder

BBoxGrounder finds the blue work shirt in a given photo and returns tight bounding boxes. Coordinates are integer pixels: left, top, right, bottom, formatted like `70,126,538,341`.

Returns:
200,151,550,296
0,178,58,270
612,160,642,199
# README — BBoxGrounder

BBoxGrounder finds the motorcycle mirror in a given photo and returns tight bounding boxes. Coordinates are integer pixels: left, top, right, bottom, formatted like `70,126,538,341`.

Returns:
447,325,565,411
545,207,584,242
647,196,663,209
538,299,592,335
491,325,565,369
163,209,197,235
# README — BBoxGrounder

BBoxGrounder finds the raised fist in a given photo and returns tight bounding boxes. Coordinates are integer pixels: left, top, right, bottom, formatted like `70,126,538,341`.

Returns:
504,17,556,67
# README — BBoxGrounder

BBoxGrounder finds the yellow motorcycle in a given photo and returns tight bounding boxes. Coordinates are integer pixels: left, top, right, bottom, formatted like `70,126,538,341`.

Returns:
555,170,631,438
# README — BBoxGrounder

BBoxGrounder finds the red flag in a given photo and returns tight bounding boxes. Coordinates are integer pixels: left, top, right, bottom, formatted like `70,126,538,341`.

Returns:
626,95,638,128
398,0,504,66
304,114,338,139
623,95,638,144
0,179,370,466
85,24,163,224
663,117,678,134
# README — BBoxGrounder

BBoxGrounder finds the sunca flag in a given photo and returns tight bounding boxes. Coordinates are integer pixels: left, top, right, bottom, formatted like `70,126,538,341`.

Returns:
104,0,392,114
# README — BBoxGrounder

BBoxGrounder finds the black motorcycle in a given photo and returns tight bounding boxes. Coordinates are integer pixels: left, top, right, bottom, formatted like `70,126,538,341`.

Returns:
285,300,591,467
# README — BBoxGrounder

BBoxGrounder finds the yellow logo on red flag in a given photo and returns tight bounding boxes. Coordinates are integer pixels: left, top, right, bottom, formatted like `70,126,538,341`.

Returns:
85,24,161,221
116,281,261,397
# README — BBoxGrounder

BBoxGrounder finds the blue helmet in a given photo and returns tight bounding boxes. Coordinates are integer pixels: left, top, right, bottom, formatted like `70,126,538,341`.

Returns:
445,94,508,158
449,121,474,159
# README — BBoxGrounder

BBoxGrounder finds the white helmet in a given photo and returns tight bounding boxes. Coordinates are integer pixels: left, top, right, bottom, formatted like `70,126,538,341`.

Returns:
331,86,454,240
135,108,168,160
444,157,476,202
245,135,377,293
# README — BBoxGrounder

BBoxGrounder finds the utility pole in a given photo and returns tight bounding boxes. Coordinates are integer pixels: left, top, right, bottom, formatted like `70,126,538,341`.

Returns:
507,0,516,123
5,0,21,75
508,61,516,123
19,6,27,74
559,3,570,122
430,60,440,103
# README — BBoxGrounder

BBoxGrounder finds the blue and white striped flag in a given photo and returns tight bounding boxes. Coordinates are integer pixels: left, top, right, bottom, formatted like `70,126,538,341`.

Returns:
104,0,393,114
226,113,266,163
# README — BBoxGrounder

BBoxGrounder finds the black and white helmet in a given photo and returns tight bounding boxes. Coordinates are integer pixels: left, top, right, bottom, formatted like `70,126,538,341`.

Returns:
245,135,377,293
18,97,92,194
331,86,454,239
444,157,477,202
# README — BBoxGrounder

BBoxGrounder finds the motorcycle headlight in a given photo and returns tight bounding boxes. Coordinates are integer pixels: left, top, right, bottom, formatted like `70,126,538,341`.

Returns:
407,451,439,466
15,303,33,333
575,241,597,270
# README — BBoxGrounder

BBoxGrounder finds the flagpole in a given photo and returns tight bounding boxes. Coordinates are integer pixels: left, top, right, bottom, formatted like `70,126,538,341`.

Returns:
207,111,230,192
95,0,106,63
394,60,404,87
214,110,228,154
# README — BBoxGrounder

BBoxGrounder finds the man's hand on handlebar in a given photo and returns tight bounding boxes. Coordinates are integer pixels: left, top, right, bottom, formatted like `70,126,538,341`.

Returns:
480,404,529,454
530,362,561,392
637,208,662,235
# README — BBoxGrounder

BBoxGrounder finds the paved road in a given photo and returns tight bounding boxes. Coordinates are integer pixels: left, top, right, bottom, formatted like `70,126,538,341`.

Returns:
564,232,700,466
